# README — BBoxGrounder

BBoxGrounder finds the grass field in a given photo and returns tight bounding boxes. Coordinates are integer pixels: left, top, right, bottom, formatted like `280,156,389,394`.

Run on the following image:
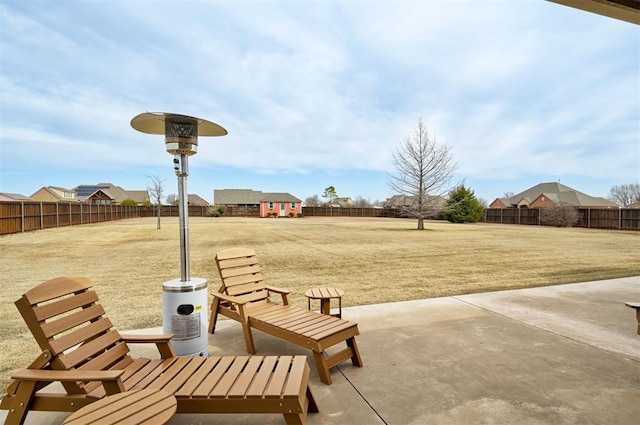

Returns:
1,216,639,391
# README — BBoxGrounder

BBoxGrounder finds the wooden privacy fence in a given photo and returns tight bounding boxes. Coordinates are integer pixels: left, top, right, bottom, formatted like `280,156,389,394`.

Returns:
0,201,140,235
302,206,399,217
3,202,638,235
484,208,640,230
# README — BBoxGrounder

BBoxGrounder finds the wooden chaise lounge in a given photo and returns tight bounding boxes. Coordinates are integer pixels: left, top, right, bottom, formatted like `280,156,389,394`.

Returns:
1,277,318,425
208,247,363,385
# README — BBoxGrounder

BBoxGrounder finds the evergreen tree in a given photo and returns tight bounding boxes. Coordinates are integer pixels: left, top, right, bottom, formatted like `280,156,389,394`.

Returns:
443,185,484,223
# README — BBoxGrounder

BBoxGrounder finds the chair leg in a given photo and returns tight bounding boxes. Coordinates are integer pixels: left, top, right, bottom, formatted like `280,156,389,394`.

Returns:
347,337,363,367
283,412,306,425
242,323,257,354
312,351,332,385
208,298,220,334
306,385,319,413
4,380,37,425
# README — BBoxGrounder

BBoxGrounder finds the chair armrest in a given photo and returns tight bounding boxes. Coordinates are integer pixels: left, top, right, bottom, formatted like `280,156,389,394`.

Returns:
212,291,248,305
11,369,125,395
265,285,291,305
265,285,291,295
12,369,123,382
121,334,174,343
121,334,176,359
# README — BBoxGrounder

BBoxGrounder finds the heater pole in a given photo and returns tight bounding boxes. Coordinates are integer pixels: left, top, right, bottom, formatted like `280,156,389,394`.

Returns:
175,154,190,282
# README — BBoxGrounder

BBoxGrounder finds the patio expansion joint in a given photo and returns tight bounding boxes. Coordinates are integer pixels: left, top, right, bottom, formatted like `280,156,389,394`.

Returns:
335,363,389,425
450,296,640,362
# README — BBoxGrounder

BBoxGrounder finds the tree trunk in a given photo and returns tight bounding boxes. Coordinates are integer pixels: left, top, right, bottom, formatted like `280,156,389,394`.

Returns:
417,216,424,230
156,205,161,230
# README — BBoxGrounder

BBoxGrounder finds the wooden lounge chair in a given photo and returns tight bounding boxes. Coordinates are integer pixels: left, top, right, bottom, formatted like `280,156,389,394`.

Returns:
208,247,363,385
1,277,318,425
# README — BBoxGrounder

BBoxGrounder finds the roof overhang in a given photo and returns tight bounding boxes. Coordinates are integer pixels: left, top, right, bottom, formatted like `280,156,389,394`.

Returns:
547,0,640,25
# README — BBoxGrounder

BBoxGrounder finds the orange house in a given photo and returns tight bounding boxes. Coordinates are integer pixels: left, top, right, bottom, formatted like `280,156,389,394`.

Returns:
259,193,302,218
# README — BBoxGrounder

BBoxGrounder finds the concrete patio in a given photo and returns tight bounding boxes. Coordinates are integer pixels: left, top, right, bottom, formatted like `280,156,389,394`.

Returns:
5,276,639,424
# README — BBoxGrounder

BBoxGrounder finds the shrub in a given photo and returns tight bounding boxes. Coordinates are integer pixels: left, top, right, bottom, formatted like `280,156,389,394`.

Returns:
288,212,295,218
206,206,220,217
443,185,485,223
206,204,227,217
297,213,304,218
539,203,579,227
120,198,138,207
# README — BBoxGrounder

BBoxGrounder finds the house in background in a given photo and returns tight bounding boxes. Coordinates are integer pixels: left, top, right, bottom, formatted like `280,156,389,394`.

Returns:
260,193,302,217
214,189,302,217
490,182,618,209
0,193,33,202
383,194,447,209
334,197,353,207
187,194,209,206
74,183,149,206
214,189,264,207
30,186,78,203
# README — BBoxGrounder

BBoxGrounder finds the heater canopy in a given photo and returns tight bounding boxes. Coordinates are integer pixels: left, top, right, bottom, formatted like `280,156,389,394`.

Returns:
131,112,228,155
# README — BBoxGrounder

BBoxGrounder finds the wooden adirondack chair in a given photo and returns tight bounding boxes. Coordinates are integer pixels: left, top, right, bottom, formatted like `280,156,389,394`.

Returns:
1,277,318,425
208,247,363,385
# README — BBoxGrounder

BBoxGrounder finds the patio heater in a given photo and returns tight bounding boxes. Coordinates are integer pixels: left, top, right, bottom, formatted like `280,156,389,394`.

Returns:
131,112,227,356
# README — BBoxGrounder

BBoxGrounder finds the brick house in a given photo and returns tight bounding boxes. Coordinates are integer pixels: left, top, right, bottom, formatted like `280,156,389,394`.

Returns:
259,193,302,217
489,182,618,209
214,189,302,218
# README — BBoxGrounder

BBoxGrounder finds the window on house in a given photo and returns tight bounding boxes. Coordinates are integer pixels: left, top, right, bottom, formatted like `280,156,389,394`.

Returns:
63,192,73,198
291,202,296,209
269,202,274,209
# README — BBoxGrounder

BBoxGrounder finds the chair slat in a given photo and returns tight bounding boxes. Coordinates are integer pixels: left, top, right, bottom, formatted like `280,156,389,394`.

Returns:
264,356,292,398
22,276,93,305
224,273,265,289
191,357,235,398
228,356,263,398
80,341,131,372
41,304,106,339
32,290,99,322
226,281,268,297
174,357,222,397
220,264,260,279
246,356,277,398
58,330,121,369
49,317,113,355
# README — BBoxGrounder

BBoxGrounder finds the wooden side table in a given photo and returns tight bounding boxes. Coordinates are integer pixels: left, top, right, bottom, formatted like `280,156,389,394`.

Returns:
63,389,176,425
625,302,640,335
305,287,345,318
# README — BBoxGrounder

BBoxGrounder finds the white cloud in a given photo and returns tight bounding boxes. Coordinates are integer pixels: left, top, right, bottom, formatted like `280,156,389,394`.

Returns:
1,1,638,200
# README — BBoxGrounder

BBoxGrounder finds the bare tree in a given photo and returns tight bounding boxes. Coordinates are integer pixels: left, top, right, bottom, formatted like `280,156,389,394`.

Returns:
166,193,179,206
540,203,579,227
608,183,640,207
146,175,165,230
503,191,515,199
388,119,457,230
304,195,321,207
352,196,371,208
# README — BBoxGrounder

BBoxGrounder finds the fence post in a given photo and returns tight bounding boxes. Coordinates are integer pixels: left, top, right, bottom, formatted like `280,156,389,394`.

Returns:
21,201,25,233
619,207,622,230
56,202,59,228
588,208,591,229
40,202,44,229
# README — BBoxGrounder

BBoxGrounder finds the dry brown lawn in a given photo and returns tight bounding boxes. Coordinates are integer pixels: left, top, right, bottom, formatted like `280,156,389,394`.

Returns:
1,216,639,391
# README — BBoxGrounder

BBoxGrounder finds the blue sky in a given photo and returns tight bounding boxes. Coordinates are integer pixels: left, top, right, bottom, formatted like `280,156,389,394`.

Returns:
1,0,638,205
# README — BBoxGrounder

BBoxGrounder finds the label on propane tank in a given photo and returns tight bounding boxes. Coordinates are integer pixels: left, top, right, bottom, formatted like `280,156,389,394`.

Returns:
171,313,201,340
